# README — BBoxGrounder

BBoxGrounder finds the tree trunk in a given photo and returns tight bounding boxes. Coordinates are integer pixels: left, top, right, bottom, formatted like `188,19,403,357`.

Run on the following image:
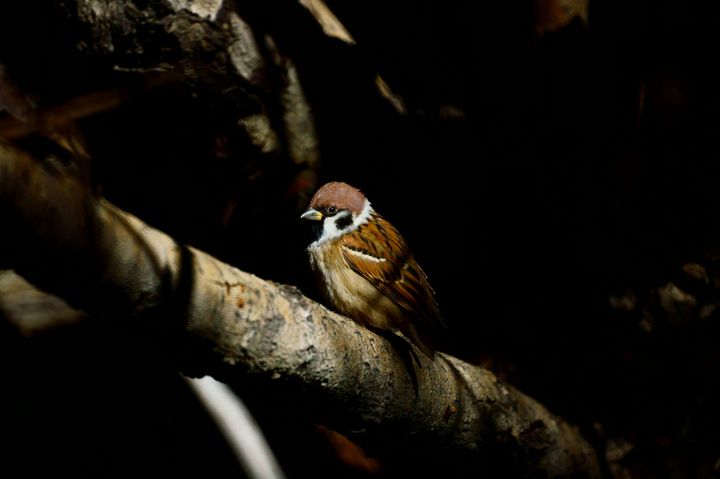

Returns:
0,142,600,477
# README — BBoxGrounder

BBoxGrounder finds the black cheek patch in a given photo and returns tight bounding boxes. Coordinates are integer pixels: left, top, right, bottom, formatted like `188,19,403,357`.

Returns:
335,212,353,230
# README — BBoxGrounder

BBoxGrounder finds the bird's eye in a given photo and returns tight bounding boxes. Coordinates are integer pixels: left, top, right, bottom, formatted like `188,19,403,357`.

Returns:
327,205,337,215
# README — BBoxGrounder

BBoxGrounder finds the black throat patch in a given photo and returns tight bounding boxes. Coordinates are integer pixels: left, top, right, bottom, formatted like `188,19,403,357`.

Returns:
311,221,324,241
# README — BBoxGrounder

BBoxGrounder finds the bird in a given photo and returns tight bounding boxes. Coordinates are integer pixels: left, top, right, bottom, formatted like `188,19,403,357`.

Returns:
300,181,443,357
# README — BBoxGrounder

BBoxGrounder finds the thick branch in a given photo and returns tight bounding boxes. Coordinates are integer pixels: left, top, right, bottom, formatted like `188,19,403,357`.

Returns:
0,143,600,477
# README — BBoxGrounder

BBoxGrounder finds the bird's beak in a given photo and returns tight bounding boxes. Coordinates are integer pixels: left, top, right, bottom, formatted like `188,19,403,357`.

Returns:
300,208,323,221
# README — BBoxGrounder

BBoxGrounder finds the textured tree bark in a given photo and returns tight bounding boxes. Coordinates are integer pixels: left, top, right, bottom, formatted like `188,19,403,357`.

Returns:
0,142,600,476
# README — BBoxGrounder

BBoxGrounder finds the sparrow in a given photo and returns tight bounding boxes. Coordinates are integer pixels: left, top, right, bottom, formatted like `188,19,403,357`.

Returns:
300,181,443,357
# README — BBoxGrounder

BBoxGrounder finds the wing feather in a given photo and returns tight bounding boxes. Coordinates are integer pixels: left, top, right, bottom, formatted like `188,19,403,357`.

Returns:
340,213,442,329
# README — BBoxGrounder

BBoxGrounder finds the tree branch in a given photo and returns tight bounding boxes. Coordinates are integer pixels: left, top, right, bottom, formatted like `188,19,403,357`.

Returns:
0,142,600,476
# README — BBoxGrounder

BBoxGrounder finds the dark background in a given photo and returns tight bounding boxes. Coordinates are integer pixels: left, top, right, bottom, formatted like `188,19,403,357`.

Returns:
1,1,720,477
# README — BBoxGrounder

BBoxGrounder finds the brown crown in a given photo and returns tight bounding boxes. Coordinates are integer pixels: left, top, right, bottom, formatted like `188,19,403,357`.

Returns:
309,182,367,216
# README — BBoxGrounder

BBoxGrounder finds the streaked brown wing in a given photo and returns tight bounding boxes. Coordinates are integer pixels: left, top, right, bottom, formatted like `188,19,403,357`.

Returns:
340,213,442,326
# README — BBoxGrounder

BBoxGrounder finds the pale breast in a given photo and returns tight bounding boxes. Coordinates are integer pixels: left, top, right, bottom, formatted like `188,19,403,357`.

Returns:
308,240,400,331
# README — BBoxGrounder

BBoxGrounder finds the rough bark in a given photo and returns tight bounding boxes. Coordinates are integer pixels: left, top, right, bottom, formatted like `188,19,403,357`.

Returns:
53,0,322,204
0,142,600,477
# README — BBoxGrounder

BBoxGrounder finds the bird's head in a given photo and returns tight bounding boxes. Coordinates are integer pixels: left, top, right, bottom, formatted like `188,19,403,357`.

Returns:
300,181,371,244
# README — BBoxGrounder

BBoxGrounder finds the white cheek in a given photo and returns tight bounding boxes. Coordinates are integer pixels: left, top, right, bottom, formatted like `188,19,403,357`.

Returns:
323,216,343,239
308,215,347,248
308,201,373,249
